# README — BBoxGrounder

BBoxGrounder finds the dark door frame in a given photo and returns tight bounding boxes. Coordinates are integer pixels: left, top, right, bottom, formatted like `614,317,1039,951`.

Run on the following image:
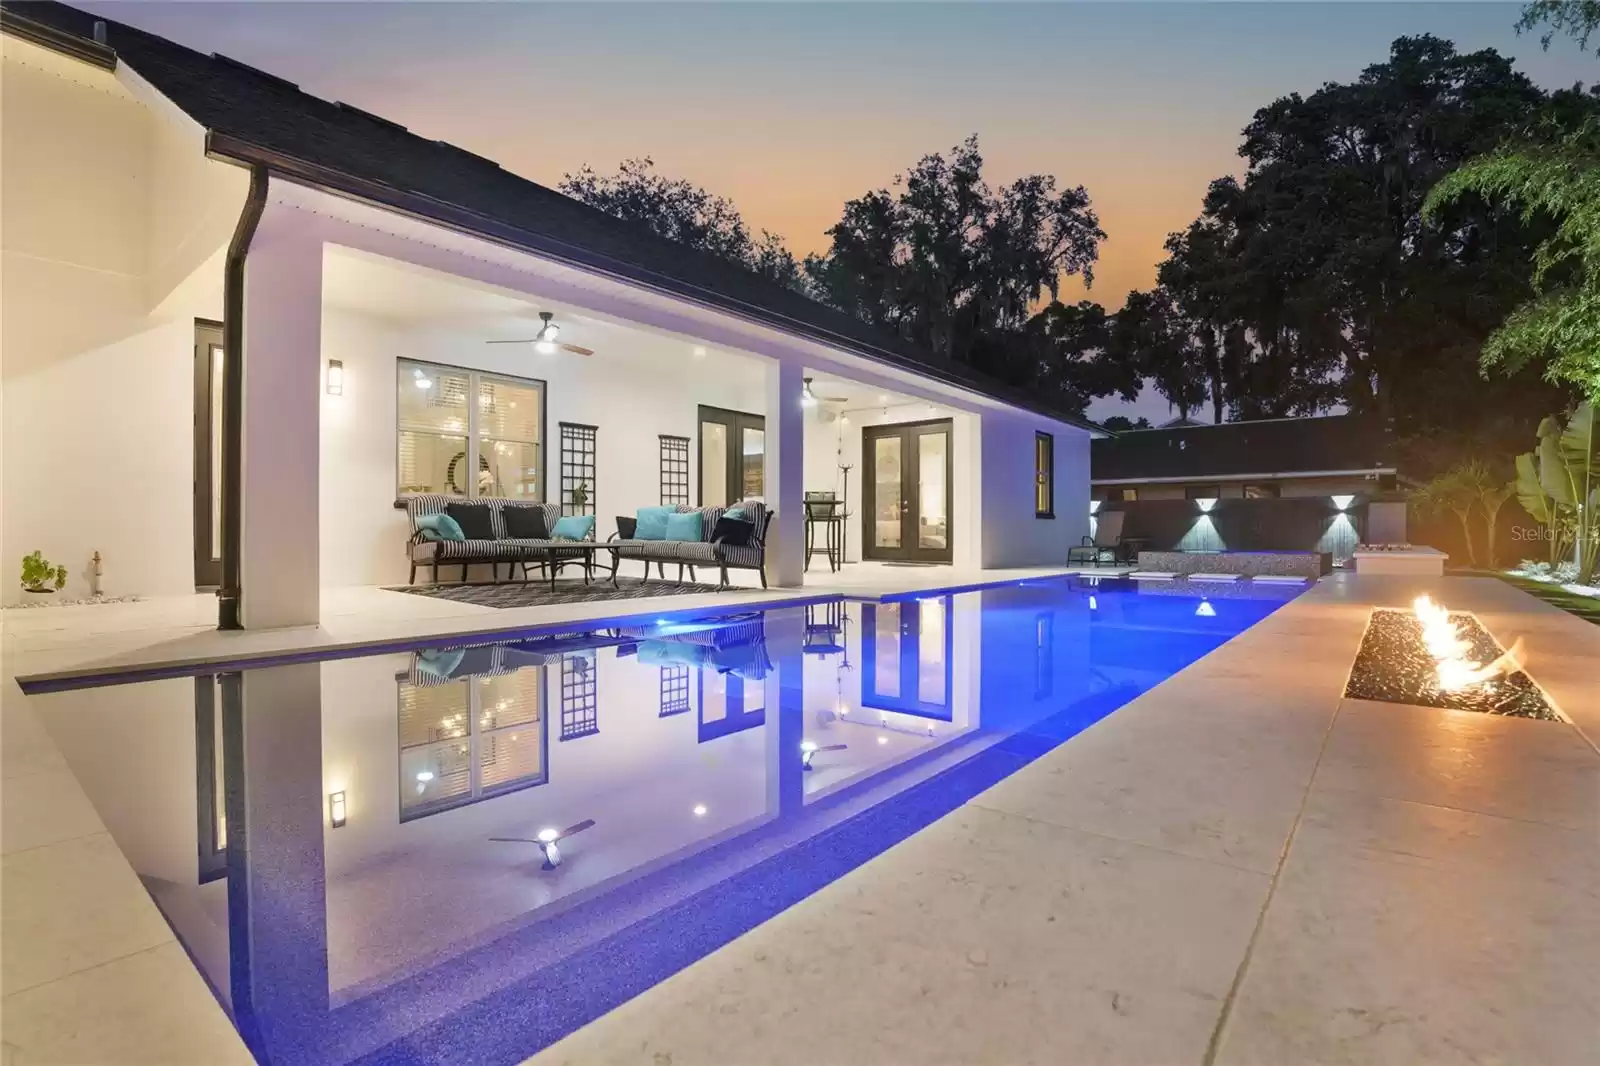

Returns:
861,417,954,564
193,319,225,589
696,404,765,506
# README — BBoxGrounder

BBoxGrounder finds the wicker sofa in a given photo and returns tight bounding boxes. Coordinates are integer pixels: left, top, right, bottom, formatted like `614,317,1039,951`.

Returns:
609,501,772,588
399,495,594,584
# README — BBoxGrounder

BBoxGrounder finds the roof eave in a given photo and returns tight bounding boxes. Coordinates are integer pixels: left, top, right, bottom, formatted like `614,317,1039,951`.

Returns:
1091,468,1397,486
202,132,1103,436
0,6,114,69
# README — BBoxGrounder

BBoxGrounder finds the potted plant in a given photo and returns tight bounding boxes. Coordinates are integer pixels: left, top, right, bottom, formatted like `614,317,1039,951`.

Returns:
20,551,67,595
569,479,590,512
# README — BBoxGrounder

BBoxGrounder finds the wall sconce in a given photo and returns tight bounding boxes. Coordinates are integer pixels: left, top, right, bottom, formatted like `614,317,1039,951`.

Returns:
326,359,344,396
1330,494,1355,513
1195,497,1218,514
1089,499,1102,515
328,790,347,828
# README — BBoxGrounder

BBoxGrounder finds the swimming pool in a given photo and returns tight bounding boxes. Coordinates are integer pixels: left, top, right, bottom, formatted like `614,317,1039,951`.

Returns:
25,575,1302,1066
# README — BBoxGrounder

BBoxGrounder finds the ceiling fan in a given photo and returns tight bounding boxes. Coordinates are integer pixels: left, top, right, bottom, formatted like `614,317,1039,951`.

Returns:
486,312,594,356
801,377,849,407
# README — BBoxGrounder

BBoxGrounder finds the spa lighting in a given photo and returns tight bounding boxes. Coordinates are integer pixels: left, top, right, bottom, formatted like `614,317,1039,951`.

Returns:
801,378,819,407
1331,494,1355,513
325,359,344,396
693,804,708,817
1089,595,1098,610
327,791,347,828
1195,497,1218,514
1196,600,1216,618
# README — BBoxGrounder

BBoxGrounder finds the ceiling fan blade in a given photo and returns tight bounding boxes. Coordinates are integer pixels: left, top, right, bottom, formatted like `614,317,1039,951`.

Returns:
486,339,536,345
560,818,597,838
488,837,542,845
823,396,850,403
559,344,595,356
819,743,849,753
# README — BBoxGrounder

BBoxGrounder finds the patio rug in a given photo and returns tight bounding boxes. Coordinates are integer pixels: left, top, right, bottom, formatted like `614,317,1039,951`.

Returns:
385,578,724,609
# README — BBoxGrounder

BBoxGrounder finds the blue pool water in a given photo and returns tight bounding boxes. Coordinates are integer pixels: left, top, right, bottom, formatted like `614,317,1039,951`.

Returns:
26,575,1301,1066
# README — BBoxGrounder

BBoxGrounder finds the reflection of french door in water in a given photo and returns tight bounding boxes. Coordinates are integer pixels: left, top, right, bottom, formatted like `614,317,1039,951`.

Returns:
862,419,953,563
193,321,225,588
697,405,765,506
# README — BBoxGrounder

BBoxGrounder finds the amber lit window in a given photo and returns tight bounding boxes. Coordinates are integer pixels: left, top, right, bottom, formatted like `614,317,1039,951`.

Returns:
1034,432,1055,517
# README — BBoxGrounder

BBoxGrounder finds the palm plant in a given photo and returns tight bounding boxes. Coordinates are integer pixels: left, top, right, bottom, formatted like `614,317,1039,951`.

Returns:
1514,402,1599,581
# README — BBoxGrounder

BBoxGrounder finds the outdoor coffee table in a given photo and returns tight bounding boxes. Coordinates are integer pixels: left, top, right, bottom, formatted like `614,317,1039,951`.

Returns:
516,542,618,592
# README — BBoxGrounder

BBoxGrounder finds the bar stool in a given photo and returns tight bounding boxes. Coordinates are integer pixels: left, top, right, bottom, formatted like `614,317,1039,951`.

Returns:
804,497,843,572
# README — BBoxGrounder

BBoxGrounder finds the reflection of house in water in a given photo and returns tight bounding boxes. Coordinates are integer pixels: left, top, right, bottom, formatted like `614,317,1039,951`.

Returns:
29,583,1290,1065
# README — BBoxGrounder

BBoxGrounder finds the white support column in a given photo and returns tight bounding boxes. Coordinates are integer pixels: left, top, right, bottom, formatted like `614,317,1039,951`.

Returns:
241,211,322,628
764,360,804,587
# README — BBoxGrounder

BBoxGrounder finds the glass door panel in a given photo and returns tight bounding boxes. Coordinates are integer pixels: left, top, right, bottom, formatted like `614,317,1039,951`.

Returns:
697,406,764,507
741,427,765,500
918,432,948,550
193,322,225,588
872,437,903,549
700,423,729,507
862,420,953,563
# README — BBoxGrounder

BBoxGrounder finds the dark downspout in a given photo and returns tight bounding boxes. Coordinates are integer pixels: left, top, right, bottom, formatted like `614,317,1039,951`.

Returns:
219,166,268,630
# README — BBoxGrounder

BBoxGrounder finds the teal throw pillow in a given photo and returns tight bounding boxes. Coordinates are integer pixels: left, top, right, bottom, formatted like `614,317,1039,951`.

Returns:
552,515,595,541
664,511,703,541
723,505,748,521
635,506,673,541
416,513,465,541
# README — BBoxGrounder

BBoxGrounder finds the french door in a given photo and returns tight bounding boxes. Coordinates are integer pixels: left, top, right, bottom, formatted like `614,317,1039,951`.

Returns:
193,321,225,588
862,419,953,563
697,405,765,506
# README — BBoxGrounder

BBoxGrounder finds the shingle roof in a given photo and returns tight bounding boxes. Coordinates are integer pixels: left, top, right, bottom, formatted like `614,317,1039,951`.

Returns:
1090,415,1395,483
2,1,1100,433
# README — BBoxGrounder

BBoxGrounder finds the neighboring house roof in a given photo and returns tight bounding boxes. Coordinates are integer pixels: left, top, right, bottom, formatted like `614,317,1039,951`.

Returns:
1091,414,1396,484
1,1,1102,434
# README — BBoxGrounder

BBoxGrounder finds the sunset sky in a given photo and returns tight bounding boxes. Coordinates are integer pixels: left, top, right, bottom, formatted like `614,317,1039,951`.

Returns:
88,2,1594,420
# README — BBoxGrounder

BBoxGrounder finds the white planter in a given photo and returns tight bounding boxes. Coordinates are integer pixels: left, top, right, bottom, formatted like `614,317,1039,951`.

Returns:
1353,548,1447,576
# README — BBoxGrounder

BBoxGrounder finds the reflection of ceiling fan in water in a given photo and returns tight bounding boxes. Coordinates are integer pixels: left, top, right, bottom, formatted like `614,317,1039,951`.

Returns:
486,312,595,356
489,818,596,869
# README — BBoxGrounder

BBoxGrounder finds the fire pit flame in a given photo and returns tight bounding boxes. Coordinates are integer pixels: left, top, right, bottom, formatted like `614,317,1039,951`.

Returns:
1411,595,1524,692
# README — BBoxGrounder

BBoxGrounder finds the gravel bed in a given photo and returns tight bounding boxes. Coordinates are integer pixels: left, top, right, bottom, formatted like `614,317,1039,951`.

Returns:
1344,608,1559,720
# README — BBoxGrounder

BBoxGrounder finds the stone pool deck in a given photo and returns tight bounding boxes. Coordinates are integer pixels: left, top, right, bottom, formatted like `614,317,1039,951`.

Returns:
3,572,1596,1064
533,573,1598,1066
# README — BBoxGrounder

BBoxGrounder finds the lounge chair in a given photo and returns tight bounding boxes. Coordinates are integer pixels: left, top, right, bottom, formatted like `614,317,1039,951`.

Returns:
1069,509,1128,566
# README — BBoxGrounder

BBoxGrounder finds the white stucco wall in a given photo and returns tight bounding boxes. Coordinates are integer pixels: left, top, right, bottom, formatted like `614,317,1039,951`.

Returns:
978,409,1091,568
0,35,242,603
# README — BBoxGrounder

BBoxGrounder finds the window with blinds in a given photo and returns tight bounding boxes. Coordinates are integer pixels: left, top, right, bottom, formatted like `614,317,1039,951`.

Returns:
398,664,547,821
397,360,544,499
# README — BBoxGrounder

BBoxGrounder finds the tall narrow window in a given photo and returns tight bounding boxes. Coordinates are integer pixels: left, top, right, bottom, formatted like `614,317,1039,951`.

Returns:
559,423,598,516
397,360,544,499
1034,431,1055,518
660,435,690,506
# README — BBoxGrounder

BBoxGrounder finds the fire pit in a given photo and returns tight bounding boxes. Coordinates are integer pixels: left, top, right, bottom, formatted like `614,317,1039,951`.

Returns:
1344,596,1560,720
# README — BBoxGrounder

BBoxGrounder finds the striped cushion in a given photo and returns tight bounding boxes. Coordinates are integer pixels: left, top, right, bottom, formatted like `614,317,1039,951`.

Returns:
716,543,763,569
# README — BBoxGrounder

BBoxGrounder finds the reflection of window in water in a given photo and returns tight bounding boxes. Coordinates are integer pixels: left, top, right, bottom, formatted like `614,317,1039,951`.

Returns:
699,669,764,742
917,598,946,704
660,666,692,717
874,602,901,699
397,664,546,820
862,598,953,720
559,657,598,739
